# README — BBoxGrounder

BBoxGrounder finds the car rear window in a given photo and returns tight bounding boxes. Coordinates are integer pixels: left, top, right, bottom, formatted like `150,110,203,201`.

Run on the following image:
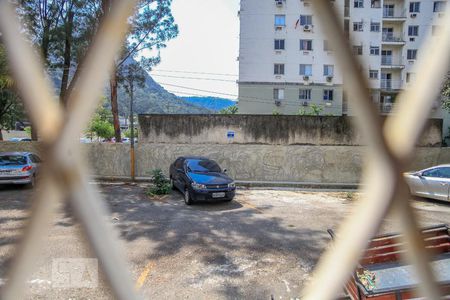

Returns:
0,155,28,166
187,159,221,173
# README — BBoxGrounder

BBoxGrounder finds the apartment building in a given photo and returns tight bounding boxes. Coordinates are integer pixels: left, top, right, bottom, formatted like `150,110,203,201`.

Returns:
237,0,447,116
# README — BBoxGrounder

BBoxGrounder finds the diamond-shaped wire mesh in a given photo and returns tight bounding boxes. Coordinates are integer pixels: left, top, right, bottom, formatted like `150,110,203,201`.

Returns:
0,0,449,299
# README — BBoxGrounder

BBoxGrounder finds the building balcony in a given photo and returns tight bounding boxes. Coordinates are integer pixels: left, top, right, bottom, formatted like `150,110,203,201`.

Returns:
381,57,405,69
382,8,407,21
382,33,405,44
381,79,403,91
380,102,394,113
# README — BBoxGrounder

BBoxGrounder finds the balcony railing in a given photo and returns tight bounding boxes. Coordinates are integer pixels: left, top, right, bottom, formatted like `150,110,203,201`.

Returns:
381,79,403,90
383,8,406,18
382,32,405,42
380,102,394,113
381,56,404,66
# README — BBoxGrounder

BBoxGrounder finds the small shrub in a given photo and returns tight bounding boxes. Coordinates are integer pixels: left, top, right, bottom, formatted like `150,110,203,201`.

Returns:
147,169,171,196
346,192,354,200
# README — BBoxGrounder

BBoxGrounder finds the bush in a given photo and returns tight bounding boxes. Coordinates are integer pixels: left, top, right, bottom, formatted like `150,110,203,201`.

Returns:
147,169,171,196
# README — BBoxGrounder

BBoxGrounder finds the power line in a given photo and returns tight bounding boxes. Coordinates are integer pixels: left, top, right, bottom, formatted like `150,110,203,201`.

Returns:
151,69,238,77
158,82,239,97
150,74,237,83
167,88,343,109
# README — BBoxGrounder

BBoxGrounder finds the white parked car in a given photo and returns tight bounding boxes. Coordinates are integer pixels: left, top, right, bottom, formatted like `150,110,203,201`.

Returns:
404,164,450,201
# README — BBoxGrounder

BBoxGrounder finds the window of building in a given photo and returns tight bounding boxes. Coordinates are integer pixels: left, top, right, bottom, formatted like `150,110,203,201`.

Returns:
299,64,313,76
371,0,381,8
323,65,334,76
370,22,380,32
273,88,285,100
383,4,394,16
300,15,313,25
408,25,419,36
275,15,286,26
353,45,363,55
275,39,285,50
407,49,417,60
369,70,379,79
300,39,313,51
354,0,364,8
323,40,333,51
409,2,420,12
353,22,364,31
299,89,311,100
432,25,442,36
370,46,380,55
406,72,416,83
433,1,446,12
323,90,334,101
274,64,285,75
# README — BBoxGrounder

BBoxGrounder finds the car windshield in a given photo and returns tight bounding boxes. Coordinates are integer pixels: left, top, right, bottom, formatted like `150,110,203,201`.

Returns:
187,159,221,173
0,155,27,166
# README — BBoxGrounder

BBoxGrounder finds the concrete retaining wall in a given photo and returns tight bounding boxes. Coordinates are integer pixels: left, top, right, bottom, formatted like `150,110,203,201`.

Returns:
1,142,449,184
138,114,443,147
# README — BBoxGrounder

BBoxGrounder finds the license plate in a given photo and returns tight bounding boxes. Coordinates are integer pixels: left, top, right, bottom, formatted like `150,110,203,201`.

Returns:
212,192,226,198
0,170,19,175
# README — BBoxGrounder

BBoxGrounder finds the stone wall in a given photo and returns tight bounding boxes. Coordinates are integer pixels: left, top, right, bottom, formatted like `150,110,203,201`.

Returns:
138,114,443,147
1,142,449,184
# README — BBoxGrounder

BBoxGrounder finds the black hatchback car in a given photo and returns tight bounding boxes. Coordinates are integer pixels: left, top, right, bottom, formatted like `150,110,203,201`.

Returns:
169,156,236,205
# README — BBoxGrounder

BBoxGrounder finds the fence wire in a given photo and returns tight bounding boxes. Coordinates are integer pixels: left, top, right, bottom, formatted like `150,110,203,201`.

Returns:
0,0,449,299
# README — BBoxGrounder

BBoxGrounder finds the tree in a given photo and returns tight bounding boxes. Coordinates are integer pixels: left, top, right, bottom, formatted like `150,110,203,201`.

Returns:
85,99,114,141
297,104,324,116
441,72,450,112
0,44,26,141
219,105,238,114
106,0,178,142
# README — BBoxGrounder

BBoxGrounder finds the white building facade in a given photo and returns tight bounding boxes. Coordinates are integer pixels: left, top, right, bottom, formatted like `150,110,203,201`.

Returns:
238,0,447,117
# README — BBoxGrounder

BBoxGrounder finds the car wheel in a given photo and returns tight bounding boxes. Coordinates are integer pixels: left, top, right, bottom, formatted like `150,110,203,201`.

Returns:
26,175,36,189
184,188,193,205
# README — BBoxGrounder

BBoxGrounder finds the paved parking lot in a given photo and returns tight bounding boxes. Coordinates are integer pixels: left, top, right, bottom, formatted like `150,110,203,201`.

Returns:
0,183,449,299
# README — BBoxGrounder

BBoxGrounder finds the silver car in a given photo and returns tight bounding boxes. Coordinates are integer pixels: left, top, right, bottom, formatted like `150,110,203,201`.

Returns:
404,164,450,201
0,152,41,188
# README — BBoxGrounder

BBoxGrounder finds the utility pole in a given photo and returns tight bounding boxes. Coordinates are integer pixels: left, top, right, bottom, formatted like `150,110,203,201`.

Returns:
129,78,135,181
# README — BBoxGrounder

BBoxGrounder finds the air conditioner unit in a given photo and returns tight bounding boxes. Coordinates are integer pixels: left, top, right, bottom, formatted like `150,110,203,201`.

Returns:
410,13,417,18
275,0,283,7
275,25,284,31
303,25,312,31
326,76,333,82
302,101,309,106
303,75,310,81
409,37,415,42
275,100,282,106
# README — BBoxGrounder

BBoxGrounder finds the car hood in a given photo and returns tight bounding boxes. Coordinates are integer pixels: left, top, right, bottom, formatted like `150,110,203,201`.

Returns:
187,172,233,185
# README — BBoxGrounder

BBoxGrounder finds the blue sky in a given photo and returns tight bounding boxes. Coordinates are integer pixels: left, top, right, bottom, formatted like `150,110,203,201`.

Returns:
148,0,240,99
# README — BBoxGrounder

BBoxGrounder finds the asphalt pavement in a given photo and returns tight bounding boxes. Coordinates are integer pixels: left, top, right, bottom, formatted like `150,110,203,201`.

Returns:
0,183,449,299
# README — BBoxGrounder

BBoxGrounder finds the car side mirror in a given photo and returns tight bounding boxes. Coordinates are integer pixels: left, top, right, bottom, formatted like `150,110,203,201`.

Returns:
415,172,423,177
223,169,227,173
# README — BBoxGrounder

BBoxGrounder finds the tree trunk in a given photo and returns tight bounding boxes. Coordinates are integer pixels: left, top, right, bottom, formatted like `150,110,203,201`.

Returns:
59,10,74,107
110,70,121,142
41,25,50,65
0,129,3,141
